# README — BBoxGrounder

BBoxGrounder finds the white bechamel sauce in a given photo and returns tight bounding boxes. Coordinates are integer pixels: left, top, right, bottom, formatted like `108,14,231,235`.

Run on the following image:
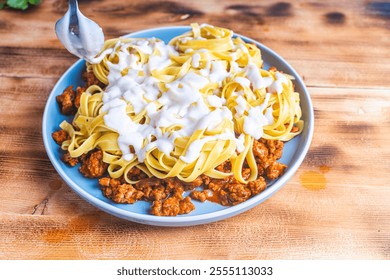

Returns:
235,134,245,153
243,93,273,139
191,53,201,68
268,72,289,94
235,95,247,117
199,60,211,76
96,36,292,163
209,61,229,84
245,63,273,90
207,95,226,108
179,132,232,163
148,41,175,71
134,39,153,55
230,61,242,72
234,77,251,88
56,4,105,63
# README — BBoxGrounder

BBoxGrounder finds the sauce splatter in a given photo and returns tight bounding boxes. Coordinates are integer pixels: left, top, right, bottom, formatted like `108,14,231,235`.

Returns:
319,165,330,173
42,213,101,244
300,171,326,190
300,165,330,191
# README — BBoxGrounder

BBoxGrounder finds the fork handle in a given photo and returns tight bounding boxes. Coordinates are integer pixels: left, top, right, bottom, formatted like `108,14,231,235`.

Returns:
68,0,80,35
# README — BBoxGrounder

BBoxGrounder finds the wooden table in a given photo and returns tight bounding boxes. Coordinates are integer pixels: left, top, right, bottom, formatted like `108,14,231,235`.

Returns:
1,0,389,260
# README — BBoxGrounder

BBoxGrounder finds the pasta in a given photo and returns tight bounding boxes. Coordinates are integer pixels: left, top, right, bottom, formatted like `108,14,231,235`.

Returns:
58,23,303,188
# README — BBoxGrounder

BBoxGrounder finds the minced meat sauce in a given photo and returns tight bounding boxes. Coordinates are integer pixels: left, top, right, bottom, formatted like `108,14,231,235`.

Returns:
53,72,287,216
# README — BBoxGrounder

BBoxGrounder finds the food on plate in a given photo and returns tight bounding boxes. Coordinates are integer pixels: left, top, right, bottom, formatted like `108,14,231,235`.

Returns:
52,23,303,216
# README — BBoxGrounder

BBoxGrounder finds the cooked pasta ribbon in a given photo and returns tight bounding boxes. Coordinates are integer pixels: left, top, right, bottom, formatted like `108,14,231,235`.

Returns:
60,23,303,184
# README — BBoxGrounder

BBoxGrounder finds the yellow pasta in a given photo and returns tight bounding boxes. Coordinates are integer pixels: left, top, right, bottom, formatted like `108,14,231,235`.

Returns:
60,23,303,184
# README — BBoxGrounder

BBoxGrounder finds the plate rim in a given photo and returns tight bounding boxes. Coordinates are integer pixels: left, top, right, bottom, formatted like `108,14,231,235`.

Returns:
42,25,314,226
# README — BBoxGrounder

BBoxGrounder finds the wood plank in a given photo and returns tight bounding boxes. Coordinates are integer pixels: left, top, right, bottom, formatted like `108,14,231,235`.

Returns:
1,82,389,259
0,47,75,79
0,0,389,88
1,0,390,261
1,188,389,260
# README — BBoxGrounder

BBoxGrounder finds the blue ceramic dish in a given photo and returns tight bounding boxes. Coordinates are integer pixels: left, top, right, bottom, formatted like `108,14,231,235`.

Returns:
42,26,314,226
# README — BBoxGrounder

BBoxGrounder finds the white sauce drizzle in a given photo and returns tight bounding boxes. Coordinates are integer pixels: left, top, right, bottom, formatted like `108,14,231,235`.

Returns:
191,53,201,68
235,95,247,117
245,63,273,90
268,72,289,94
243,93,273,139
96,37,291,163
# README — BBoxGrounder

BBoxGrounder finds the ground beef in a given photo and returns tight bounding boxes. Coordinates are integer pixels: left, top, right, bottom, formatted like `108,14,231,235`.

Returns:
179,197,195,214
82,70,104,87
56,85,76,115
265,139,284,161
56,71,101,115
99,175,196,215
135,178,167,201
201,174,211,185
207,177,229,192
183,176,204,189
285,123,300,133
74,86,84,109
266,161,287,180
164,178,185,195
100,177,143,204
79,150,108,178
216,160,232,173
189,140,286,207
148,185,168,201
190,190,210,202
61,152,79,167
150,196,195,216
248,177,267,195
52,129,69,145
99,177,121,188
220,183,252,205
253,139,269,159
149,200,164,216
54,138,287,216
241,168,252,181
253,138,284,171
151,197,180,216
126,166,148,181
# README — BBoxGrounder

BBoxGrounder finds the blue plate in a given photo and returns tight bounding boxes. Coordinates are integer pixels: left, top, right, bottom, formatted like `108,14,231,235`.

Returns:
42,26,314,226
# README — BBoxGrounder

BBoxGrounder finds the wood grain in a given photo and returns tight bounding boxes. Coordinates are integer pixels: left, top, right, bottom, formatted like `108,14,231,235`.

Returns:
1,0,390,259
